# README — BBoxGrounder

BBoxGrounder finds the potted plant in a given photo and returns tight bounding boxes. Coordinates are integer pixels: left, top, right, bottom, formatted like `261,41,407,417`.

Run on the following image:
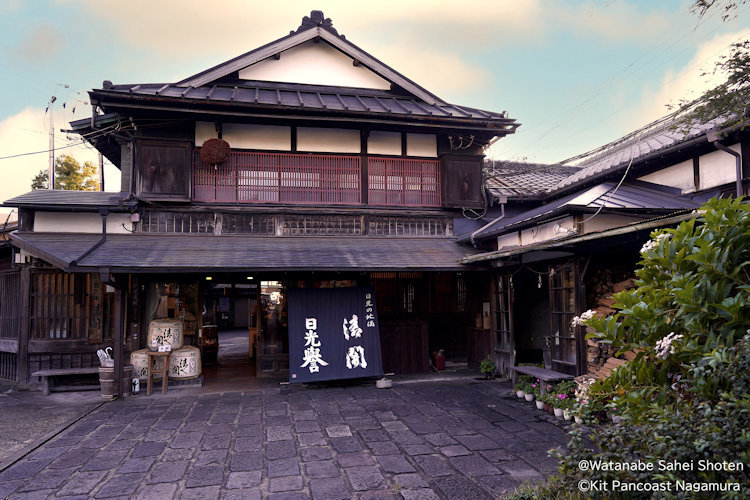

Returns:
526,378,540,402
552,381,576,419
480,358,495,379
535,386,548,410
514,376,532,398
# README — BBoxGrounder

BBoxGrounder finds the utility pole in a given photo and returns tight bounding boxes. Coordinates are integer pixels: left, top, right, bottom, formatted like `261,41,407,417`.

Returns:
99,152,105,191
48,96,57,190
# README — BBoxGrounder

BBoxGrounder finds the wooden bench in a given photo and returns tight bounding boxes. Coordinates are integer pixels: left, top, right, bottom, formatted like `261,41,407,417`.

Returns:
512,365,574,394
31,367,100,396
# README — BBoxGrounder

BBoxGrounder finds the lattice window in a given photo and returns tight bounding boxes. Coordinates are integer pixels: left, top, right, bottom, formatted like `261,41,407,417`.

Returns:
367,217,450,237
282,216,362,236
0,271,20,339
220,214,275,235
141,211,215,234
30,272,112,342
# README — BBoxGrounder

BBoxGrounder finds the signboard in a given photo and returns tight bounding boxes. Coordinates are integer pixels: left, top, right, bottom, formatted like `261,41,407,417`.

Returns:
288,286,383,383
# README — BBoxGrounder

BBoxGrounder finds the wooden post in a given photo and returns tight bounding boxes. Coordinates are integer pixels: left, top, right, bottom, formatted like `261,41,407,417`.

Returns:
360,129,369,205
113,283,124,397
17,267,30,385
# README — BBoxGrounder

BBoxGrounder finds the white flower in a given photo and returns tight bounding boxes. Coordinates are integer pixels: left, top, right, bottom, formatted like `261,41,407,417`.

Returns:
640,232,671,254
655,332,684,359
571,309,596,327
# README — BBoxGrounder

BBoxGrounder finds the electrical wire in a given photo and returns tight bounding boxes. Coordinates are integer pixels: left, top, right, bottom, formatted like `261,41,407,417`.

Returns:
492,14,742,166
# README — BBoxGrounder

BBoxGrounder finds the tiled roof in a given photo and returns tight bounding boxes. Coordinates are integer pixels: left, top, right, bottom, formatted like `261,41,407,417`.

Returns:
10,233,479,272
94,81,515,127
551,115,723,192
485,162,581,199
472,181,703,240
3,190,130,208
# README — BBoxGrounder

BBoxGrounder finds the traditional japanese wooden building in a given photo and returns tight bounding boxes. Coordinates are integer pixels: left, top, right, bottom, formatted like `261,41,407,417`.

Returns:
0,11,519,392
467,116,749,378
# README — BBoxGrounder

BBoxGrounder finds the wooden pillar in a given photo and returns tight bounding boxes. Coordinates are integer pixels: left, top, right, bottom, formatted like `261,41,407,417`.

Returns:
360,129,369,205
113,283,125,397
17,267,31,385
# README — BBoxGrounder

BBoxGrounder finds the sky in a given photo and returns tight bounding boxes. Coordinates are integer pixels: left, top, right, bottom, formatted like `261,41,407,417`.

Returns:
0,0,749,213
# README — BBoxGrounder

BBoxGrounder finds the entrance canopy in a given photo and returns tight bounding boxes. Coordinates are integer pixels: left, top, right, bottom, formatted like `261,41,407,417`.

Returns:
10,233,479,273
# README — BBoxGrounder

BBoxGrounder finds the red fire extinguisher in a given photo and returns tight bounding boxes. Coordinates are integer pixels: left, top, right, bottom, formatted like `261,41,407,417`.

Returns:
433,349,445,371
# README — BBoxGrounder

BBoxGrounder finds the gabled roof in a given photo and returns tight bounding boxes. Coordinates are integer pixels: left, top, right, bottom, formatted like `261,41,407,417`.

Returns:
471,181,704,241
177,11,445,106
86,11,518,136
94,81,512,125
485,162,581,200
550,114,725,193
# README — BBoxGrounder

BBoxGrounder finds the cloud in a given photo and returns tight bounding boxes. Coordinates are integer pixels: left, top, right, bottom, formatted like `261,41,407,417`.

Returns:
10,25,65,62
550,1,675,43
58,0,544,81
626,29,750,128
0,108,119,214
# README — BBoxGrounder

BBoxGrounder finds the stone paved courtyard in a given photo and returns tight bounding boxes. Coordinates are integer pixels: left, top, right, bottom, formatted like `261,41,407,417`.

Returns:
0,375,572,499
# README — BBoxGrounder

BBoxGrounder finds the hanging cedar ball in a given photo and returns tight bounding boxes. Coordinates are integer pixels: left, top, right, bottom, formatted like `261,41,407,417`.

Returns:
200,138,230,165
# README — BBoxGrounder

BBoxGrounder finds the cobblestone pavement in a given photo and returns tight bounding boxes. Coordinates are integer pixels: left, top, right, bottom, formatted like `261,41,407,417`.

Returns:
0,376,572,499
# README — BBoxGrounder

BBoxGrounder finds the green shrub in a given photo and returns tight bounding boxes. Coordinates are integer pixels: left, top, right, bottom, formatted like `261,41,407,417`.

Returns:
516,198,750,497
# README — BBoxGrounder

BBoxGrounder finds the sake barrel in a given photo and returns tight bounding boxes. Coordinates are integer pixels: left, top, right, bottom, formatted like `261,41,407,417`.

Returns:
168,345,201,380
147,319,184,350
130,349,164,380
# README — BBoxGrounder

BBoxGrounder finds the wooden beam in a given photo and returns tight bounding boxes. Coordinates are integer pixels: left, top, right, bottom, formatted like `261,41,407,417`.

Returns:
361,129,369,205
113,285,124,398
17,267,30,385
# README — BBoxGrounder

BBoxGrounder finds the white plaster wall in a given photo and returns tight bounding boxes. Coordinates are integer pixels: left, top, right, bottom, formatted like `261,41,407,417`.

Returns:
368,131,401,155
638,159,695,193
581,214,643,234
238,40,390,89
195,122,292,151
497,232,521,250
223,124,291,151
406,133,437,157
297,127,360,153
699,143,741,190
34,212,133,233
195,121,217,146
520,217,575,246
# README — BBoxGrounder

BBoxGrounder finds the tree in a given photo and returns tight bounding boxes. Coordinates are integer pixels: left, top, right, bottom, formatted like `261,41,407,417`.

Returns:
30,155,99,191
507,198,750,499
676,1,750,131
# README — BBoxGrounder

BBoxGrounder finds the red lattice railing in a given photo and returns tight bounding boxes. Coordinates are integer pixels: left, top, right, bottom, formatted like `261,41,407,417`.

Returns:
194,151,361,204
193,151,441,207
368,157,441,207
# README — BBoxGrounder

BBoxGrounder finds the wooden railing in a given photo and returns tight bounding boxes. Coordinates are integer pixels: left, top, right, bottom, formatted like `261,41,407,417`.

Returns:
193,151,441,207
367,157,441,207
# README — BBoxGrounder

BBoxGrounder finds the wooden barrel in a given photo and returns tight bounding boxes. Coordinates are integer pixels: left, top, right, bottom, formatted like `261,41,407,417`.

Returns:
131,349,164,380
168,346,202,380
98,367,115,400
147,319,184,351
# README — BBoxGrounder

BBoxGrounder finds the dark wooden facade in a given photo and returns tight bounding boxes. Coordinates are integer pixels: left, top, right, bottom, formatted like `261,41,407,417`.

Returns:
1,11,517,390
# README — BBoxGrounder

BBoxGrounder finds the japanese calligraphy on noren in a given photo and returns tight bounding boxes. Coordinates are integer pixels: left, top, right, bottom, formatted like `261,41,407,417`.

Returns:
288,287,383,383
300,317,328,373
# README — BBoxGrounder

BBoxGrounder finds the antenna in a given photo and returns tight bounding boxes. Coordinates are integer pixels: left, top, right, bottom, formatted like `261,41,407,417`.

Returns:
48,96,57,190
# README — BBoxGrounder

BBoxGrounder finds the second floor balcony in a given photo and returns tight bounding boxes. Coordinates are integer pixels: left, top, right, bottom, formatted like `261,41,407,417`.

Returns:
193,151,441,207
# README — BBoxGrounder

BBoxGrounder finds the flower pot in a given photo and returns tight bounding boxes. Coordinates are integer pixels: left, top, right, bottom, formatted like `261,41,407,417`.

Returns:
525,393,534,402
563,410,572,421
574,416,583,424
554,407,564,418
535,400,545,410
516,390,525,398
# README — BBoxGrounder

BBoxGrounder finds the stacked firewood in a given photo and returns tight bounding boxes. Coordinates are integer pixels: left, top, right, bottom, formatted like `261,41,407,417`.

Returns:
586,277,636,372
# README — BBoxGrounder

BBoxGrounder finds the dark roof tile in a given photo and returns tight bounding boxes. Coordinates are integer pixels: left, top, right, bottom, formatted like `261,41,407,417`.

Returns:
11,233,479,272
